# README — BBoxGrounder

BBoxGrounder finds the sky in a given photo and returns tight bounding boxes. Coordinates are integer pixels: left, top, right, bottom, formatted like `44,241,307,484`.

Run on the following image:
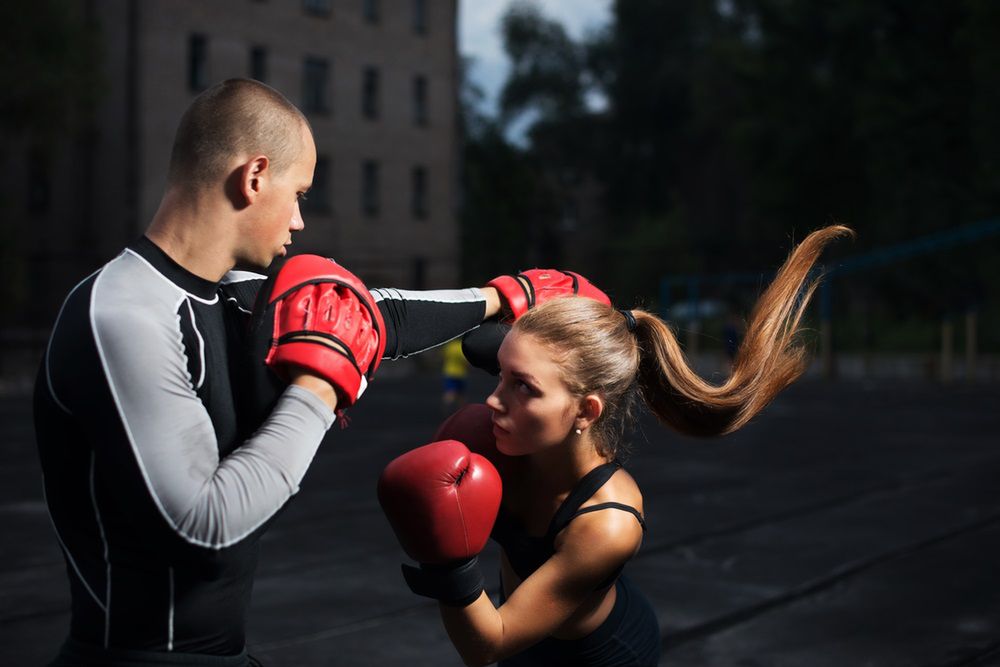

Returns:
457,0,612,117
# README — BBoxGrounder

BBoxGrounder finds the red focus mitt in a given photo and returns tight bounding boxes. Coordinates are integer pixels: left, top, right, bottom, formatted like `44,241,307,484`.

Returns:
253,255,386,407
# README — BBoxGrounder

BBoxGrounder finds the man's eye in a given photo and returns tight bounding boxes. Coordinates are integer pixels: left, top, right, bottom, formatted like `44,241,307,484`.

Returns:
297,192,309,201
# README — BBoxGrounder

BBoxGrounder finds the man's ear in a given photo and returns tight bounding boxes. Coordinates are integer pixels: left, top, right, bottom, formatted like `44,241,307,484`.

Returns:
576,394,604,432
239,155,270,204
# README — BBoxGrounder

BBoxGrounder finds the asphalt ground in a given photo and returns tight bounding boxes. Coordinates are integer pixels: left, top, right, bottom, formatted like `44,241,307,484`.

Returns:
2,373,999,666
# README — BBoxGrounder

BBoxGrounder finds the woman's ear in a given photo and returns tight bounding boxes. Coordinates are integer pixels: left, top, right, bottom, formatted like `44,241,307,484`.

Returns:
576,394,604,432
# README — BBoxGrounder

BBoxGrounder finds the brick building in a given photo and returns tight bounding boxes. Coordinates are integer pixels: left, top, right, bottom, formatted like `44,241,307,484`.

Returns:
5,0,460,357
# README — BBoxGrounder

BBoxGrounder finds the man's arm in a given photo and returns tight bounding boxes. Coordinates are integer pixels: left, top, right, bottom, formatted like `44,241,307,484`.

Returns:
89,303,335,549
371,286,500,360
222,270,501,362
42,256,340,551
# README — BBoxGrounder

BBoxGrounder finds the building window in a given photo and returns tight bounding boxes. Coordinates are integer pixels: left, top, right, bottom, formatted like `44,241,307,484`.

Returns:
302,156,330,214
363,0,379,23
413,75,428,127
303,0,331,16
413,0,427,34
188,34,208,92
249,46,267,82
411,166,428,220
302,57,330,113
362,67,379,120
362,160,380,218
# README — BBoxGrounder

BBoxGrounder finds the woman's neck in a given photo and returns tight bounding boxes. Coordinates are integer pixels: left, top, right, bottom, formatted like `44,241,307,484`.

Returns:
522,436,609,497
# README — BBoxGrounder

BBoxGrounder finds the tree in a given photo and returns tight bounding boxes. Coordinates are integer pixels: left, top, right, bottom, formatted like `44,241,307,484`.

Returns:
0,0,102,137
0,0,103,327
460,0,1000,347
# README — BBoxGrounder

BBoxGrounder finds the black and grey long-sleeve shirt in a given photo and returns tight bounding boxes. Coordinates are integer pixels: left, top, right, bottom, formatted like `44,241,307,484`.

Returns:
34,236,486,657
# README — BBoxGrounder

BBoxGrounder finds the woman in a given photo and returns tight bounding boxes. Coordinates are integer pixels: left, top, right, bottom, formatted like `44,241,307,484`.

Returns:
380,225,852,666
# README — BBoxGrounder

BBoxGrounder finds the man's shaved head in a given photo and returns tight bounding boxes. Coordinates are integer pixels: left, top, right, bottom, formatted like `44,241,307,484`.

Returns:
168,78,311,190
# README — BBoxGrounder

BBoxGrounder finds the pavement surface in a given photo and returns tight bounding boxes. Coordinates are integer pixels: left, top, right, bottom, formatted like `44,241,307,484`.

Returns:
2,373,999,666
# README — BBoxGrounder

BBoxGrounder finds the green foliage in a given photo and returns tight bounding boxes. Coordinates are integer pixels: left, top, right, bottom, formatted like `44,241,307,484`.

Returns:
459,0,1000,352
460,121,560,284
499,1,588,125
604,209,700,304
0,0,103,324
0,0,103,137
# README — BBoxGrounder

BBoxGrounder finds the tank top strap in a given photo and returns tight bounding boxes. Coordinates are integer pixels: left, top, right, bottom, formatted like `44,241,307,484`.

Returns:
545,461,622,539
568,502,646,532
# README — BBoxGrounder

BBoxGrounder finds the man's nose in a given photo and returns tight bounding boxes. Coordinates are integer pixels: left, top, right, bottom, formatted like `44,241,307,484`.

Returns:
290,202,305,231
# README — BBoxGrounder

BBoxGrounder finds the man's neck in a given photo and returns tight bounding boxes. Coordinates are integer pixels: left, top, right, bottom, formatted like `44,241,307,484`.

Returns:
146,189,236,283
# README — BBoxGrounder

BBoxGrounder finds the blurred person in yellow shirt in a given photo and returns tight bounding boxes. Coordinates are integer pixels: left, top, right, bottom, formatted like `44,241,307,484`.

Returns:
442,337,469,415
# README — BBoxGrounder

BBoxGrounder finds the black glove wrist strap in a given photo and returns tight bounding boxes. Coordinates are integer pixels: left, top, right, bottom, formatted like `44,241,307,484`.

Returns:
401,556,485,607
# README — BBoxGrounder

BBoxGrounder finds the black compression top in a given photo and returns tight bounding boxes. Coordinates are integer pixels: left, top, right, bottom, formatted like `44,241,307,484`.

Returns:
34,236,487,658
490,462,646,590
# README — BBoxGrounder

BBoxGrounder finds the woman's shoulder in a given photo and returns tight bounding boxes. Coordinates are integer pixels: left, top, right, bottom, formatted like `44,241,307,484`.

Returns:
555,466,645,556
592,464,644,514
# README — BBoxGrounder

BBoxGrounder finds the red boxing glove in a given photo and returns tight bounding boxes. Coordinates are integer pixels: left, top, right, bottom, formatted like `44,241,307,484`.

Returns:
377,440,502,605
487,268,611,321
464,269,610,375
257,255,386,407
434,403,506,467
378,439,500,563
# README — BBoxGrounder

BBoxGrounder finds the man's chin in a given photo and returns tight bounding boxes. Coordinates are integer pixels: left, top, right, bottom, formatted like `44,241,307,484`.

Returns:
233,257,275,272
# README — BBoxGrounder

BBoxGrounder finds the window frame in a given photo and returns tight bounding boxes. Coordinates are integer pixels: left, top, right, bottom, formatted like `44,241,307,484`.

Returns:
411,165,428,220
302,56,331,114
362,160,380,218
413,74,429,127
362,66,380,120
188,33,208,92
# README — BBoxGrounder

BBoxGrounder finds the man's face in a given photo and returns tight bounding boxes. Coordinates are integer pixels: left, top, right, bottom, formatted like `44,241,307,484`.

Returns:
244,122,317,269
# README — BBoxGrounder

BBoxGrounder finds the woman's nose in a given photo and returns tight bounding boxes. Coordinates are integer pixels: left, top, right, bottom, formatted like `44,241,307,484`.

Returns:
485,387,503,412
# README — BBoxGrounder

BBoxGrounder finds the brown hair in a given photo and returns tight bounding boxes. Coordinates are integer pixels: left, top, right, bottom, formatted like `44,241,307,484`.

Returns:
167,78,310,190
513,225,853,458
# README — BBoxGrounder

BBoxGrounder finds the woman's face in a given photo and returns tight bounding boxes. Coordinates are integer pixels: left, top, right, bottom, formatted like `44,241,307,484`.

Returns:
486,330,581,456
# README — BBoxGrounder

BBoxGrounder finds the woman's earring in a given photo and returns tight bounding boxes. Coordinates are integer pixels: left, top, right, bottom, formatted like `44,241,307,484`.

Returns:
575,428,583,435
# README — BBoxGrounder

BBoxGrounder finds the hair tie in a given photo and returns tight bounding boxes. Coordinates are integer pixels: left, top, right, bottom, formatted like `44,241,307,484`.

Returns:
619,308,637,333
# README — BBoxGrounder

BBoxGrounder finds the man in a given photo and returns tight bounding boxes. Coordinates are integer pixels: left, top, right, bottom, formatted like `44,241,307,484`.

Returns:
34,78,503,666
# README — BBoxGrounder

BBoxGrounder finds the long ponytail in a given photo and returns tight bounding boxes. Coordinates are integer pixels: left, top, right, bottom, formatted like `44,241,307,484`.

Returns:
513,225,851,456
634,225,853,436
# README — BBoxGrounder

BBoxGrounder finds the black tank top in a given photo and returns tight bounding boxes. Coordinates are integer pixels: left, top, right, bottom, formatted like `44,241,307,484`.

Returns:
491,462,646,589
